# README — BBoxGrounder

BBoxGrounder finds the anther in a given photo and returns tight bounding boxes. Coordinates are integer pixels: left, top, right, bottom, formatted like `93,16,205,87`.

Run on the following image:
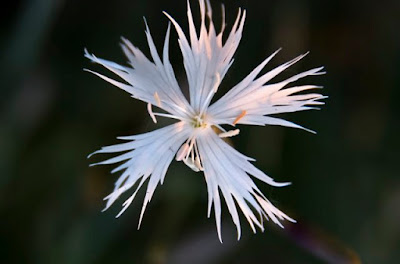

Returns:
219,129,240,138
147,103,157,123
233,110,247,126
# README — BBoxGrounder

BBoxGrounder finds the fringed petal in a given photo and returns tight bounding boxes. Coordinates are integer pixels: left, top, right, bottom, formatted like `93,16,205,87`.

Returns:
208,51,325,131
84,24,194,119
197,128,295,242
89,122,191,224
165,0,246,112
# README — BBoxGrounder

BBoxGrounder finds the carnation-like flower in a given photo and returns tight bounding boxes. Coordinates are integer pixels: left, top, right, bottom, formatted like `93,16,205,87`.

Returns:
86,0,325,242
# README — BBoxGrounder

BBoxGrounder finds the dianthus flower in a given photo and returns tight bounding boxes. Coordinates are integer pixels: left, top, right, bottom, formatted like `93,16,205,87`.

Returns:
86,0,325,242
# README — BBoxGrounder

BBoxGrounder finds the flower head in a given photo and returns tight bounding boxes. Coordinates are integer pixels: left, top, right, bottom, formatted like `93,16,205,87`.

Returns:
86,0,325,242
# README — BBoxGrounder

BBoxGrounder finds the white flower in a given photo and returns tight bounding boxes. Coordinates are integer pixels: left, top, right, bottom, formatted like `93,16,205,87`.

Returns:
85,0,325,242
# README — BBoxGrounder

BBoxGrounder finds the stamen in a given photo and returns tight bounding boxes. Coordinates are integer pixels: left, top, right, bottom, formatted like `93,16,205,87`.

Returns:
193,142,204,171
154,92,161,107
187,139,195,159
147,103,157,123
176,143,190,161
219,129,240,138
153,112,186,121
213,124,227,133
233,110,247,126
195,156,204,171
177,137,204,172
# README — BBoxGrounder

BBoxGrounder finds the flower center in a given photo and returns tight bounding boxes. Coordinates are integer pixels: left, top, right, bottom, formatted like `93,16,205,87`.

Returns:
191,114,207,128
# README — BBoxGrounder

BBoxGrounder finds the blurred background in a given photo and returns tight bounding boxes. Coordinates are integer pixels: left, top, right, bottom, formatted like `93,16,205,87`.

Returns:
1,0,399,263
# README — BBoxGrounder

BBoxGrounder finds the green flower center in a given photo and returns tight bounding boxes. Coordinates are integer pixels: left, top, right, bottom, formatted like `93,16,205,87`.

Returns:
192,115,207,128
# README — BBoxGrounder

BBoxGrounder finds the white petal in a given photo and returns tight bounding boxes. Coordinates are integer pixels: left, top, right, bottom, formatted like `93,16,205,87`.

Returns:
165,0,246,112
208,51,325,131
84,24,194,119
89,122,191,223
197,128,293,241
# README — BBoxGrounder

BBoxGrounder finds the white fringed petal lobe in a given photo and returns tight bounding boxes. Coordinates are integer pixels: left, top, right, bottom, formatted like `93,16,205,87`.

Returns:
196,128,295,241
90,122,191,225
86,0,325,242
164,0,245,112
208,51,327,130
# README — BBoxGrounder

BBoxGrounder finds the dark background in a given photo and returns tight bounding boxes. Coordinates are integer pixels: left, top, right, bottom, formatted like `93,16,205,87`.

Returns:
1,0,399,263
